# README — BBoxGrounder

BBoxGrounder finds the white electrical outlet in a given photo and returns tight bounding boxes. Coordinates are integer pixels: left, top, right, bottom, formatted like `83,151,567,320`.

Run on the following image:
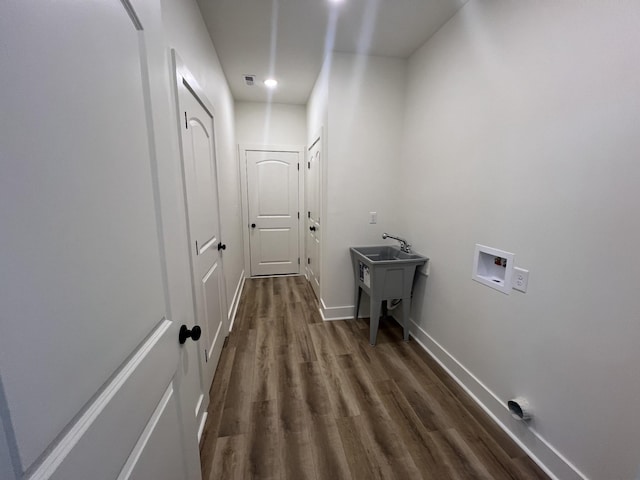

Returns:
512,267,529,293
369,211,377,224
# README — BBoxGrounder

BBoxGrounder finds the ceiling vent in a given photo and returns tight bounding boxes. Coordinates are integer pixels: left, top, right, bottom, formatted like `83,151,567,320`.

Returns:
243,74,256,86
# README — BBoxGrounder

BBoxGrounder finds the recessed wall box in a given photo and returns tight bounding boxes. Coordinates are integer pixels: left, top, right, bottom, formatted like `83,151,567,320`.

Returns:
472,244,515,295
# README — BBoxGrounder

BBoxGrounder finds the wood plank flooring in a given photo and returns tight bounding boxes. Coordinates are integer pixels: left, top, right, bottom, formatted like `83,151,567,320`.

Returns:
199,276,549,480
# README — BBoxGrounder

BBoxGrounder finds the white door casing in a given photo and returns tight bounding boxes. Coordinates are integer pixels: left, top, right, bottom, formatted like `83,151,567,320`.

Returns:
242,148,302,276
0,2,200,479
175,57,229,399
306,136,322,299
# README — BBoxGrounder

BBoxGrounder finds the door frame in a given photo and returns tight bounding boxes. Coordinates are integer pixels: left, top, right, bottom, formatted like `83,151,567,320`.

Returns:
239,144,305,277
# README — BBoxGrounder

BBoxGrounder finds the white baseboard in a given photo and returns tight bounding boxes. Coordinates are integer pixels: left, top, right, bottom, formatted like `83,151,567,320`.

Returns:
320,299,364,321
409,319,587,480
227,270,245,332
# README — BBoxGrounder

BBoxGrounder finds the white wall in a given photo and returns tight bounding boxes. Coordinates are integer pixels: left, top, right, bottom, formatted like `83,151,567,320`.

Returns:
307,55,330,147
235,102,306,146
320,53,407,318
161,0,244,317
401,1,640,478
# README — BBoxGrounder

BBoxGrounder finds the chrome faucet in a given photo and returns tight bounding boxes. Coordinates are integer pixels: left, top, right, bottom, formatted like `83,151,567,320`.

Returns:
382,233,412,253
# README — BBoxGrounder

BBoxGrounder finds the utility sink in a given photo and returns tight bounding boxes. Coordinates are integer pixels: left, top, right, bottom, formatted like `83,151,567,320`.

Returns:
350,245,428,345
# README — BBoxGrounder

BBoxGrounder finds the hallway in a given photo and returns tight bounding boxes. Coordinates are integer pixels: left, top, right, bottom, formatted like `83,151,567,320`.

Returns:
199,276,548,479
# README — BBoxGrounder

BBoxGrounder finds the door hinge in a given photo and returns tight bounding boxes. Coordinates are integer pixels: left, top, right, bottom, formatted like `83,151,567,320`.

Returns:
204,348,208,362
307,258,310,265
195,240,198,255
184,111,188,129
298,257,300,265
308,161,310,169
298,211,300,219
297,163,299,171
308,211,311,218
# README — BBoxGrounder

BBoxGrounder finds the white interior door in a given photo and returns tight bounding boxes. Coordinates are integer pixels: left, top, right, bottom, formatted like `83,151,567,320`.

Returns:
0,2,199,479
306,138,322,299
246,150,300,276
177,69,228,397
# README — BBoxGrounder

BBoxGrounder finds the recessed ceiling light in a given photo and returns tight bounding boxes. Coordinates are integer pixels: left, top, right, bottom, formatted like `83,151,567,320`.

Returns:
264,78,278,88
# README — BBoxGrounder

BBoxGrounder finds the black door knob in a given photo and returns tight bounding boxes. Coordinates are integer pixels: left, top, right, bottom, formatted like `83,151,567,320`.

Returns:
251,223,256,229
309,226,316,231
179,325,201,344
217,242,226,251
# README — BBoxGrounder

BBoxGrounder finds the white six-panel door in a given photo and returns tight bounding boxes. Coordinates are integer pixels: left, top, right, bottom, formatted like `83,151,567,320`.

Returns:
245,150,301,276
0,2,199,479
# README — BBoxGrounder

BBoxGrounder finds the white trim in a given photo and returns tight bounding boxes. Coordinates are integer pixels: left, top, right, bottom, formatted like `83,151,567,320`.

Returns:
227,270,246,332
116,384,175,480
196,412,208,443
197,235,218,256
319,299,357,321
408,319,588,480
238,145,251,279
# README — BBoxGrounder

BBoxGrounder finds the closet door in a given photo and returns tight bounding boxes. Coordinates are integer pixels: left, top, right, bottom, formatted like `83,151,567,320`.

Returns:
306,137,322,299
176,63,228,407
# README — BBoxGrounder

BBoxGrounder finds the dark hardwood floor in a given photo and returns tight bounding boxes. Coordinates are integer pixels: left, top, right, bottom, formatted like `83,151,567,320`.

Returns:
199,276,548,480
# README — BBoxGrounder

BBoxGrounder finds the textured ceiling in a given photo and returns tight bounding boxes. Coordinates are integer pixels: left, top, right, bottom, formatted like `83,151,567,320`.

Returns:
197,0,468,104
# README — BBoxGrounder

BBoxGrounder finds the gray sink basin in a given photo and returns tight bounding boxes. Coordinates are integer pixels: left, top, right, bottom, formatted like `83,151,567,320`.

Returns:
350,245,428,346
351,245,427,264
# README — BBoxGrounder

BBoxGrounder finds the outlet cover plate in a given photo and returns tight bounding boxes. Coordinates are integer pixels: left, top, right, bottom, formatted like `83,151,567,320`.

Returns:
512,267,529,293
